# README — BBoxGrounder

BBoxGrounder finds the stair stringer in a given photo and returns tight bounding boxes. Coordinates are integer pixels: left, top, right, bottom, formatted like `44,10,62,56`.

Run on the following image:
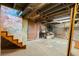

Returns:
0,30,26,49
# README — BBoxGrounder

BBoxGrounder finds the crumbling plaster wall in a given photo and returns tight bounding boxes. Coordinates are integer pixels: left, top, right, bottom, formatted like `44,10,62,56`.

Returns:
0,5,24,44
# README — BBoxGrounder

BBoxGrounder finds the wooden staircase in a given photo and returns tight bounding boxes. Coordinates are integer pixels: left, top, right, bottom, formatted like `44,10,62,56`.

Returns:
0,30,26,49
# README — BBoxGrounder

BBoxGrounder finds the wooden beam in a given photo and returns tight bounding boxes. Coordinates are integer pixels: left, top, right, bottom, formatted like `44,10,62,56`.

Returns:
37,5,71,21
38,10,69,21
67,4,78,56
44,4,72,16
48,10,70,18
29,4,45,17
40,4,61,14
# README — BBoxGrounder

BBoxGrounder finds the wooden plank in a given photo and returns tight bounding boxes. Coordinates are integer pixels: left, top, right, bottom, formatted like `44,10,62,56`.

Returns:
67,4,78,56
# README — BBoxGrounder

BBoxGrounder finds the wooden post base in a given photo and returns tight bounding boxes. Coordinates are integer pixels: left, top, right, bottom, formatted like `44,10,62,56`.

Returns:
74,41,79,49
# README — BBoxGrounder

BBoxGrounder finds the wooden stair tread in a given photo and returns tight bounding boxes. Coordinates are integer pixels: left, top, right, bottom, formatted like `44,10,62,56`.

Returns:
13,39,18,43
1,31,13,37
7,35,13,40
18,42,22,46
1,31,8,35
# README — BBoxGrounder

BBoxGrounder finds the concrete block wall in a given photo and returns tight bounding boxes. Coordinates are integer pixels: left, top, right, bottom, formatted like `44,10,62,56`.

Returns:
53,22,70,39
53,15,79,40
53,27,68,39
53,22,79,41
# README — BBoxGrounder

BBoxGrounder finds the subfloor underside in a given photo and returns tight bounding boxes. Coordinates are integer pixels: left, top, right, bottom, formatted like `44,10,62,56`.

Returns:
1,38,79,56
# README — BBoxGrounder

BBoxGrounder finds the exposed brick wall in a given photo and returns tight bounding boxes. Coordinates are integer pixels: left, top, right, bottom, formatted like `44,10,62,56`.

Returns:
28,21,40,41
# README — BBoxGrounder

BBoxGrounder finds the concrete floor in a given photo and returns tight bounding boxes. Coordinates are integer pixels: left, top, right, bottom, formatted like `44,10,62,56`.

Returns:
1,38,79,56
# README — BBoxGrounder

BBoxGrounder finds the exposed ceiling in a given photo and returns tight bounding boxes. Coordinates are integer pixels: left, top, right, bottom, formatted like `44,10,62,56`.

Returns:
0,3,77,23
0,3,29,11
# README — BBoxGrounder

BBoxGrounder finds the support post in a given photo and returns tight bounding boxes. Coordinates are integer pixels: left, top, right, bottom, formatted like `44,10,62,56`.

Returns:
67,4,78,56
